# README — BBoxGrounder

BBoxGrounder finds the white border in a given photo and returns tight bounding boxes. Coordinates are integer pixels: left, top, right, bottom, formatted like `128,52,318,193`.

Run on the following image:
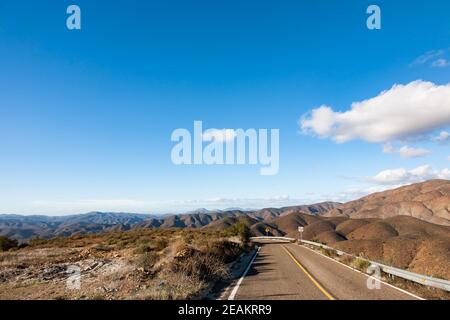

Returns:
228,246,261,300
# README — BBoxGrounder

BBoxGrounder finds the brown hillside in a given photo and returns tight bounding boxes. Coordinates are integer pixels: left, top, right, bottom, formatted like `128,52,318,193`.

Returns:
409,239,450,279
205,215,259,230
313,230,346,244
325,179,450,226
250,222,284,237
384,215,450,239
271,212,321,237
347,221,398,240
302,220,336,239
274,211,450,280
335,219,371,236
250,202,340,221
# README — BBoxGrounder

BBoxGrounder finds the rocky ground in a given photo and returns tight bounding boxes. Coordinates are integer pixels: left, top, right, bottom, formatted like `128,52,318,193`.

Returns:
0,228,248,300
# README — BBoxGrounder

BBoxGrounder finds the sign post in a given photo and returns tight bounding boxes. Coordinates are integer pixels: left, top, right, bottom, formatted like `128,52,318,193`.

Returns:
298,226,304,243
265,227,270,237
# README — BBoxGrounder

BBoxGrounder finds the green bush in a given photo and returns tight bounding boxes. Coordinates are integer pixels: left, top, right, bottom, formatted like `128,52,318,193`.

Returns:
225,220,252,245
0,236,18,251
352,258,371,271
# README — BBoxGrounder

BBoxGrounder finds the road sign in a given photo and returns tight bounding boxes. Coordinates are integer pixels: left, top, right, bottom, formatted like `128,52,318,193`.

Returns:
298,226,304,242
265,227,270,233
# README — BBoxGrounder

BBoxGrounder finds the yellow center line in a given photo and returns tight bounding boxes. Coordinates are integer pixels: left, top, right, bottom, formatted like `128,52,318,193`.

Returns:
282,245,336,300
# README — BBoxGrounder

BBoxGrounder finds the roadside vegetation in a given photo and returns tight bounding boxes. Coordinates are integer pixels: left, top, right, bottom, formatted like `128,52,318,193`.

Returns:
351,258,371,271
0,227,253,300
0,236,19,252
223,219,252,245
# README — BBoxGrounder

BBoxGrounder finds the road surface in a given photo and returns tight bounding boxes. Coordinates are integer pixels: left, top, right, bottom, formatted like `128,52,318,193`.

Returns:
228,243,419,300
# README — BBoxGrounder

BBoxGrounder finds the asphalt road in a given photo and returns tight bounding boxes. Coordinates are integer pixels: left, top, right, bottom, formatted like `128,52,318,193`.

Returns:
230,243,419,300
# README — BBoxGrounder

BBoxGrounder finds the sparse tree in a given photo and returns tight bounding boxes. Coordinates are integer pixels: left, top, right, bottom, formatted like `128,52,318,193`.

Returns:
0,236,18,251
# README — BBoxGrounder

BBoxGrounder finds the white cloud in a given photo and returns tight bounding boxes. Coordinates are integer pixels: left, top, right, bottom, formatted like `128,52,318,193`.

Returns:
370,164,450,185
382,143,395,154
300,80,450,143
330,185,394,202
411,50,444,66
432,130,450,143
432,58,450,68
398,146,430,158
382,143,430,158
202,129,236,142
412,49,450,68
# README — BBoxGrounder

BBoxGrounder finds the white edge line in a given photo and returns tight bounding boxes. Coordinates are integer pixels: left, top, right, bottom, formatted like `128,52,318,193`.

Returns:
298,244,425,300
228,246,261,300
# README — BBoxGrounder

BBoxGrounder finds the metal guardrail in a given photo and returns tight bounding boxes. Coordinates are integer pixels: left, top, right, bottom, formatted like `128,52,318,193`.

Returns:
300,239,450,292
250,236,296,242
301,240,340,251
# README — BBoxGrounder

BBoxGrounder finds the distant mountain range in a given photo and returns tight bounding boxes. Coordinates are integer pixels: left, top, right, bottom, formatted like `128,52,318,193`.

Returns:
1,179,450,242
0,202,337,241
0,212,153,241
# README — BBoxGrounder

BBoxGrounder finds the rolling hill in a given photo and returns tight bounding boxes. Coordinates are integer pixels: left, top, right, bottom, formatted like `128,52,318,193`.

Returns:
0,202,339,241
325,179,450,226
255,211,450,280
0,212,152,241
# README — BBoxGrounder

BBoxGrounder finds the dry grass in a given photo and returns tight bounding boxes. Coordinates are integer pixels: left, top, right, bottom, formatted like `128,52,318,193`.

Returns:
0,228,246,300
318,247,337,258
351,258,371,271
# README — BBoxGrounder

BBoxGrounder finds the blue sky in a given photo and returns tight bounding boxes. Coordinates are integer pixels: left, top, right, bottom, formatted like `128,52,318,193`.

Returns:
1,0,450,214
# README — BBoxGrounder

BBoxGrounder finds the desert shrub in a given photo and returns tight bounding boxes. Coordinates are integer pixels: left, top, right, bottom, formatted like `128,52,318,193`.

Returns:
141,272,205,300
207,240,242,263
137,252,160,271
153,238,168,251
134,238,168,254
319,247,336,258
225,221,252,245
93,244,112,252
0,236,18,251
106,238,118,246
18,243,29,249
28,237,47,247
113,238,127,247
339,254,355,265
135,244,152,254
352,258,371,271
173,238,189,254
182,232,194,244
170,249,228,281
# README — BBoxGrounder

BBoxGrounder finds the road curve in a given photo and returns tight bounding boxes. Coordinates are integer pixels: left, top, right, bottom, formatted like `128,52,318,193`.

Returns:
230,243,419,300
